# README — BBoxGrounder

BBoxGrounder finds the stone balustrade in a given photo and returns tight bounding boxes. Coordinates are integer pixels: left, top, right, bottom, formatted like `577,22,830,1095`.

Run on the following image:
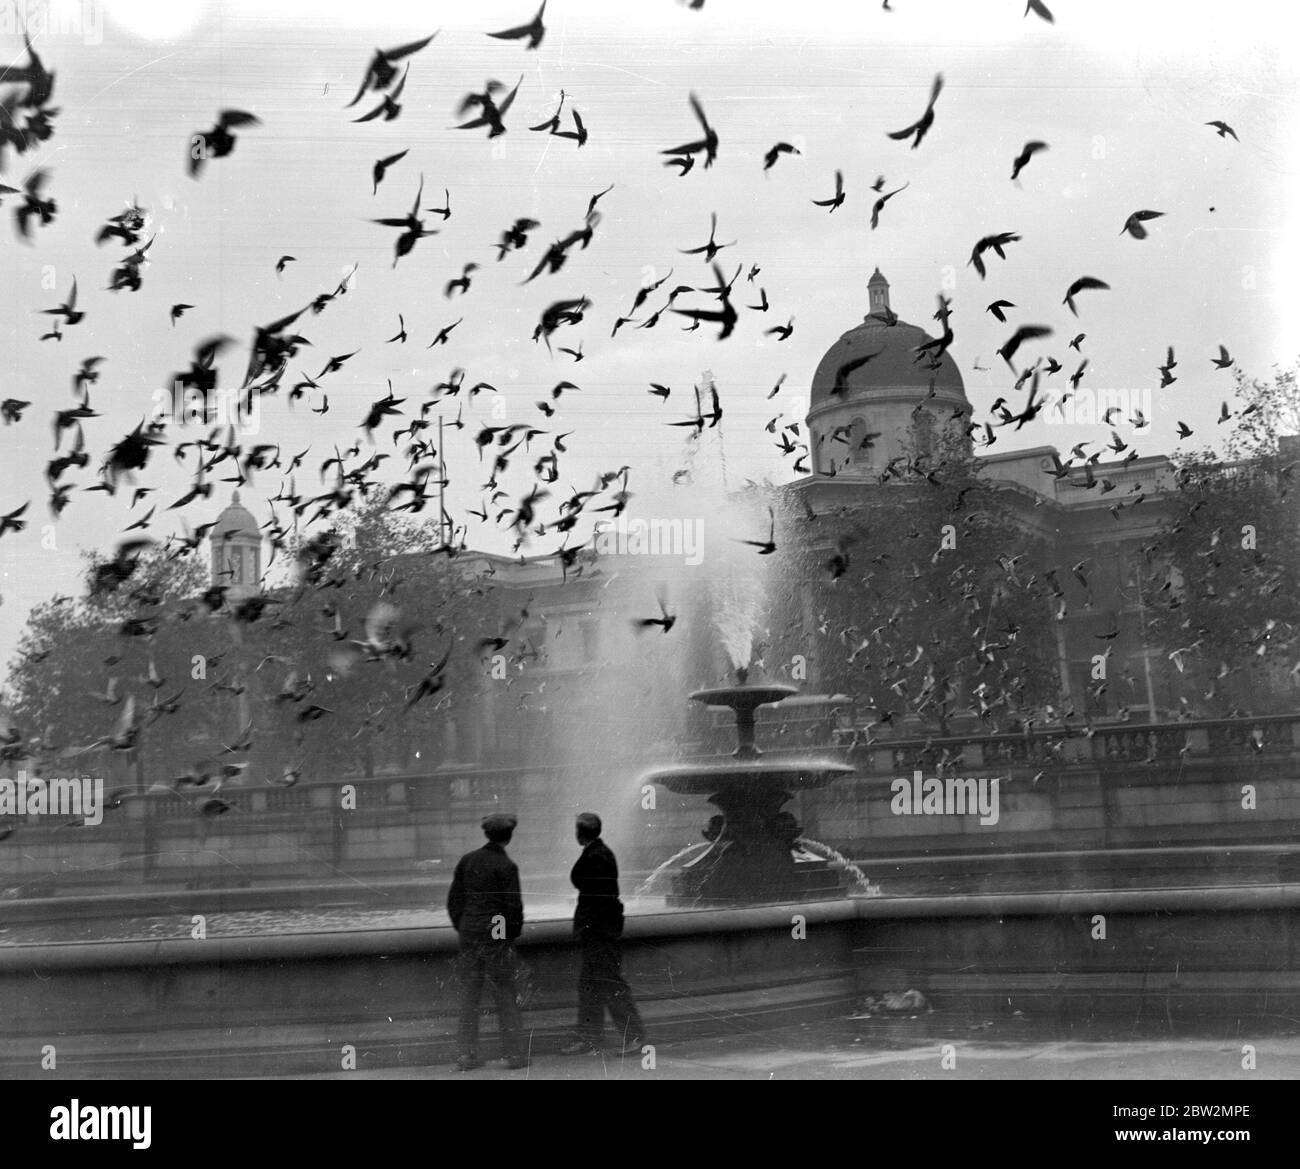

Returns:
827,712,1300,773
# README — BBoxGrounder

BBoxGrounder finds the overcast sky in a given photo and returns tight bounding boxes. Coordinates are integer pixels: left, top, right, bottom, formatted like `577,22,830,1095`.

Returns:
1,0,1296,682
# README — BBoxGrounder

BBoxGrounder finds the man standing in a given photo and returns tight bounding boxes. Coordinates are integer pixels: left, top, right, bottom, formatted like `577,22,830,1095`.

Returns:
446,813,528,1071
561,812,647,1056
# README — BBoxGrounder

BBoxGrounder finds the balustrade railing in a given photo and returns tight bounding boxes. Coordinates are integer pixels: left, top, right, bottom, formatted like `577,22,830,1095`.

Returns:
2,716,1296,838
824,712,1300,776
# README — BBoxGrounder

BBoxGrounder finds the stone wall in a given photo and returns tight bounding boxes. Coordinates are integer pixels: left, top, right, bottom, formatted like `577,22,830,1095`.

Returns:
2,888,1295,1076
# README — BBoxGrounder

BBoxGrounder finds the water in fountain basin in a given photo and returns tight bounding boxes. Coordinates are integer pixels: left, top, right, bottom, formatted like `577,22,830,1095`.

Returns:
633,837,881,902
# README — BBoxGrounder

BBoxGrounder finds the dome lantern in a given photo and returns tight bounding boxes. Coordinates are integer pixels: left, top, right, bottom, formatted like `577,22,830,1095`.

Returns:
867,268,890,317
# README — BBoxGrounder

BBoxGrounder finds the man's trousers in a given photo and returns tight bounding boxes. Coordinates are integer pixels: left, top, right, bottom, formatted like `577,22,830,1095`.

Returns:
457,938,525,1059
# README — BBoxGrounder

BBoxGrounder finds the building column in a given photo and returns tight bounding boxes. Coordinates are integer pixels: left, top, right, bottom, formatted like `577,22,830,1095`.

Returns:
1053,610,1072,704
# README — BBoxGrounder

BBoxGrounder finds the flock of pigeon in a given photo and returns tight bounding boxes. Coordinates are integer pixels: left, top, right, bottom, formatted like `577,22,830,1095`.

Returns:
0,2,1271,819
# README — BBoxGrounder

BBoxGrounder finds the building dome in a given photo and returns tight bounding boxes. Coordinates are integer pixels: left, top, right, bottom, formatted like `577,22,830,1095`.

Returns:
804,271,971,479
809,270,967,409
210,489,260,542
209,490,262,595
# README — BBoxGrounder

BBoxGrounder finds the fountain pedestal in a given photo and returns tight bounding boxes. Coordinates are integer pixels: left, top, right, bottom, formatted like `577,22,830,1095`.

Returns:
642,678,856,906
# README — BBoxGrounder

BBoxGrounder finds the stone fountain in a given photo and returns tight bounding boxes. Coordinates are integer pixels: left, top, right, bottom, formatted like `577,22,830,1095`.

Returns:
643,669,857,906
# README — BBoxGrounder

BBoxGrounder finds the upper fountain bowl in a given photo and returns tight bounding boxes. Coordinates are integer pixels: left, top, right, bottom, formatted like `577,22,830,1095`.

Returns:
659,675,856,790
689,682,800,713
691,679,801,760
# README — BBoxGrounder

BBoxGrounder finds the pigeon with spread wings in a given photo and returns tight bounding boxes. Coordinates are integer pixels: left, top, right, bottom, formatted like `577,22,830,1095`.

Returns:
373,174,436,267
487,2,548,50
812,169,845,212
763,141,801,171
14,167,57,237
1010,140,1048,181
345,33,438,109
738,506,777,555
1063,276,1110,317
455,77,522,138
662,92,719,169
188,110,260,178
886,73,943,149
968,231,1021,279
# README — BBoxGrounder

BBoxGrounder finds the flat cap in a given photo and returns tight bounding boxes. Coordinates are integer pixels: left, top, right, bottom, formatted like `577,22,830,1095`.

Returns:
482,813,518,833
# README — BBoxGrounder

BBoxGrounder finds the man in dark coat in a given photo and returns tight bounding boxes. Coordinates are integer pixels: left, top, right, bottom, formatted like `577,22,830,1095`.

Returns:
561,812,646,1055
446,813,528,1070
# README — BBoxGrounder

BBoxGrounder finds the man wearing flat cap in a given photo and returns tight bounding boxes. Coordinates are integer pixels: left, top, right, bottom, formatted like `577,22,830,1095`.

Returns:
561,812,647,1055
446,812,528,1070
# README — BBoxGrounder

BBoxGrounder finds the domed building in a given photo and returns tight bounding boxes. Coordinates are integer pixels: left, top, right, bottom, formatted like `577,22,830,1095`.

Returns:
806,269,971,478
784,266,1194,720
209,489,263,600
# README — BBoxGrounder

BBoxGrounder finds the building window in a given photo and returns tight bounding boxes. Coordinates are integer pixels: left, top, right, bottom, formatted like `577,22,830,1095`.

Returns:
848,418,868,469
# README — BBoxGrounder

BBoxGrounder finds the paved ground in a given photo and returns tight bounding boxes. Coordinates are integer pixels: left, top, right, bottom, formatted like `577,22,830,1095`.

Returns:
295,1016,1300,1080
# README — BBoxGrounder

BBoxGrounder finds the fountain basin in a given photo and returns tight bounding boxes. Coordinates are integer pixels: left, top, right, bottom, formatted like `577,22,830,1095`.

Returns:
0,899,864,1076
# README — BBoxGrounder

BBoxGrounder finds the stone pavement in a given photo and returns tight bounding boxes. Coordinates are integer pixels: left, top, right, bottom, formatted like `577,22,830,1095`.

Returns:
293,1016,1300,1080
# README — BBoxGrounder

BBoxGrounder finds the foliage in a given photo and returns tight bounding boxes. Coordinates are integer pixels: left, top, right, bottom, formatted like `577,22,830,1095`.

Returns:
1140,363,1300,715
2,494,510,785
761,433,1063,735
